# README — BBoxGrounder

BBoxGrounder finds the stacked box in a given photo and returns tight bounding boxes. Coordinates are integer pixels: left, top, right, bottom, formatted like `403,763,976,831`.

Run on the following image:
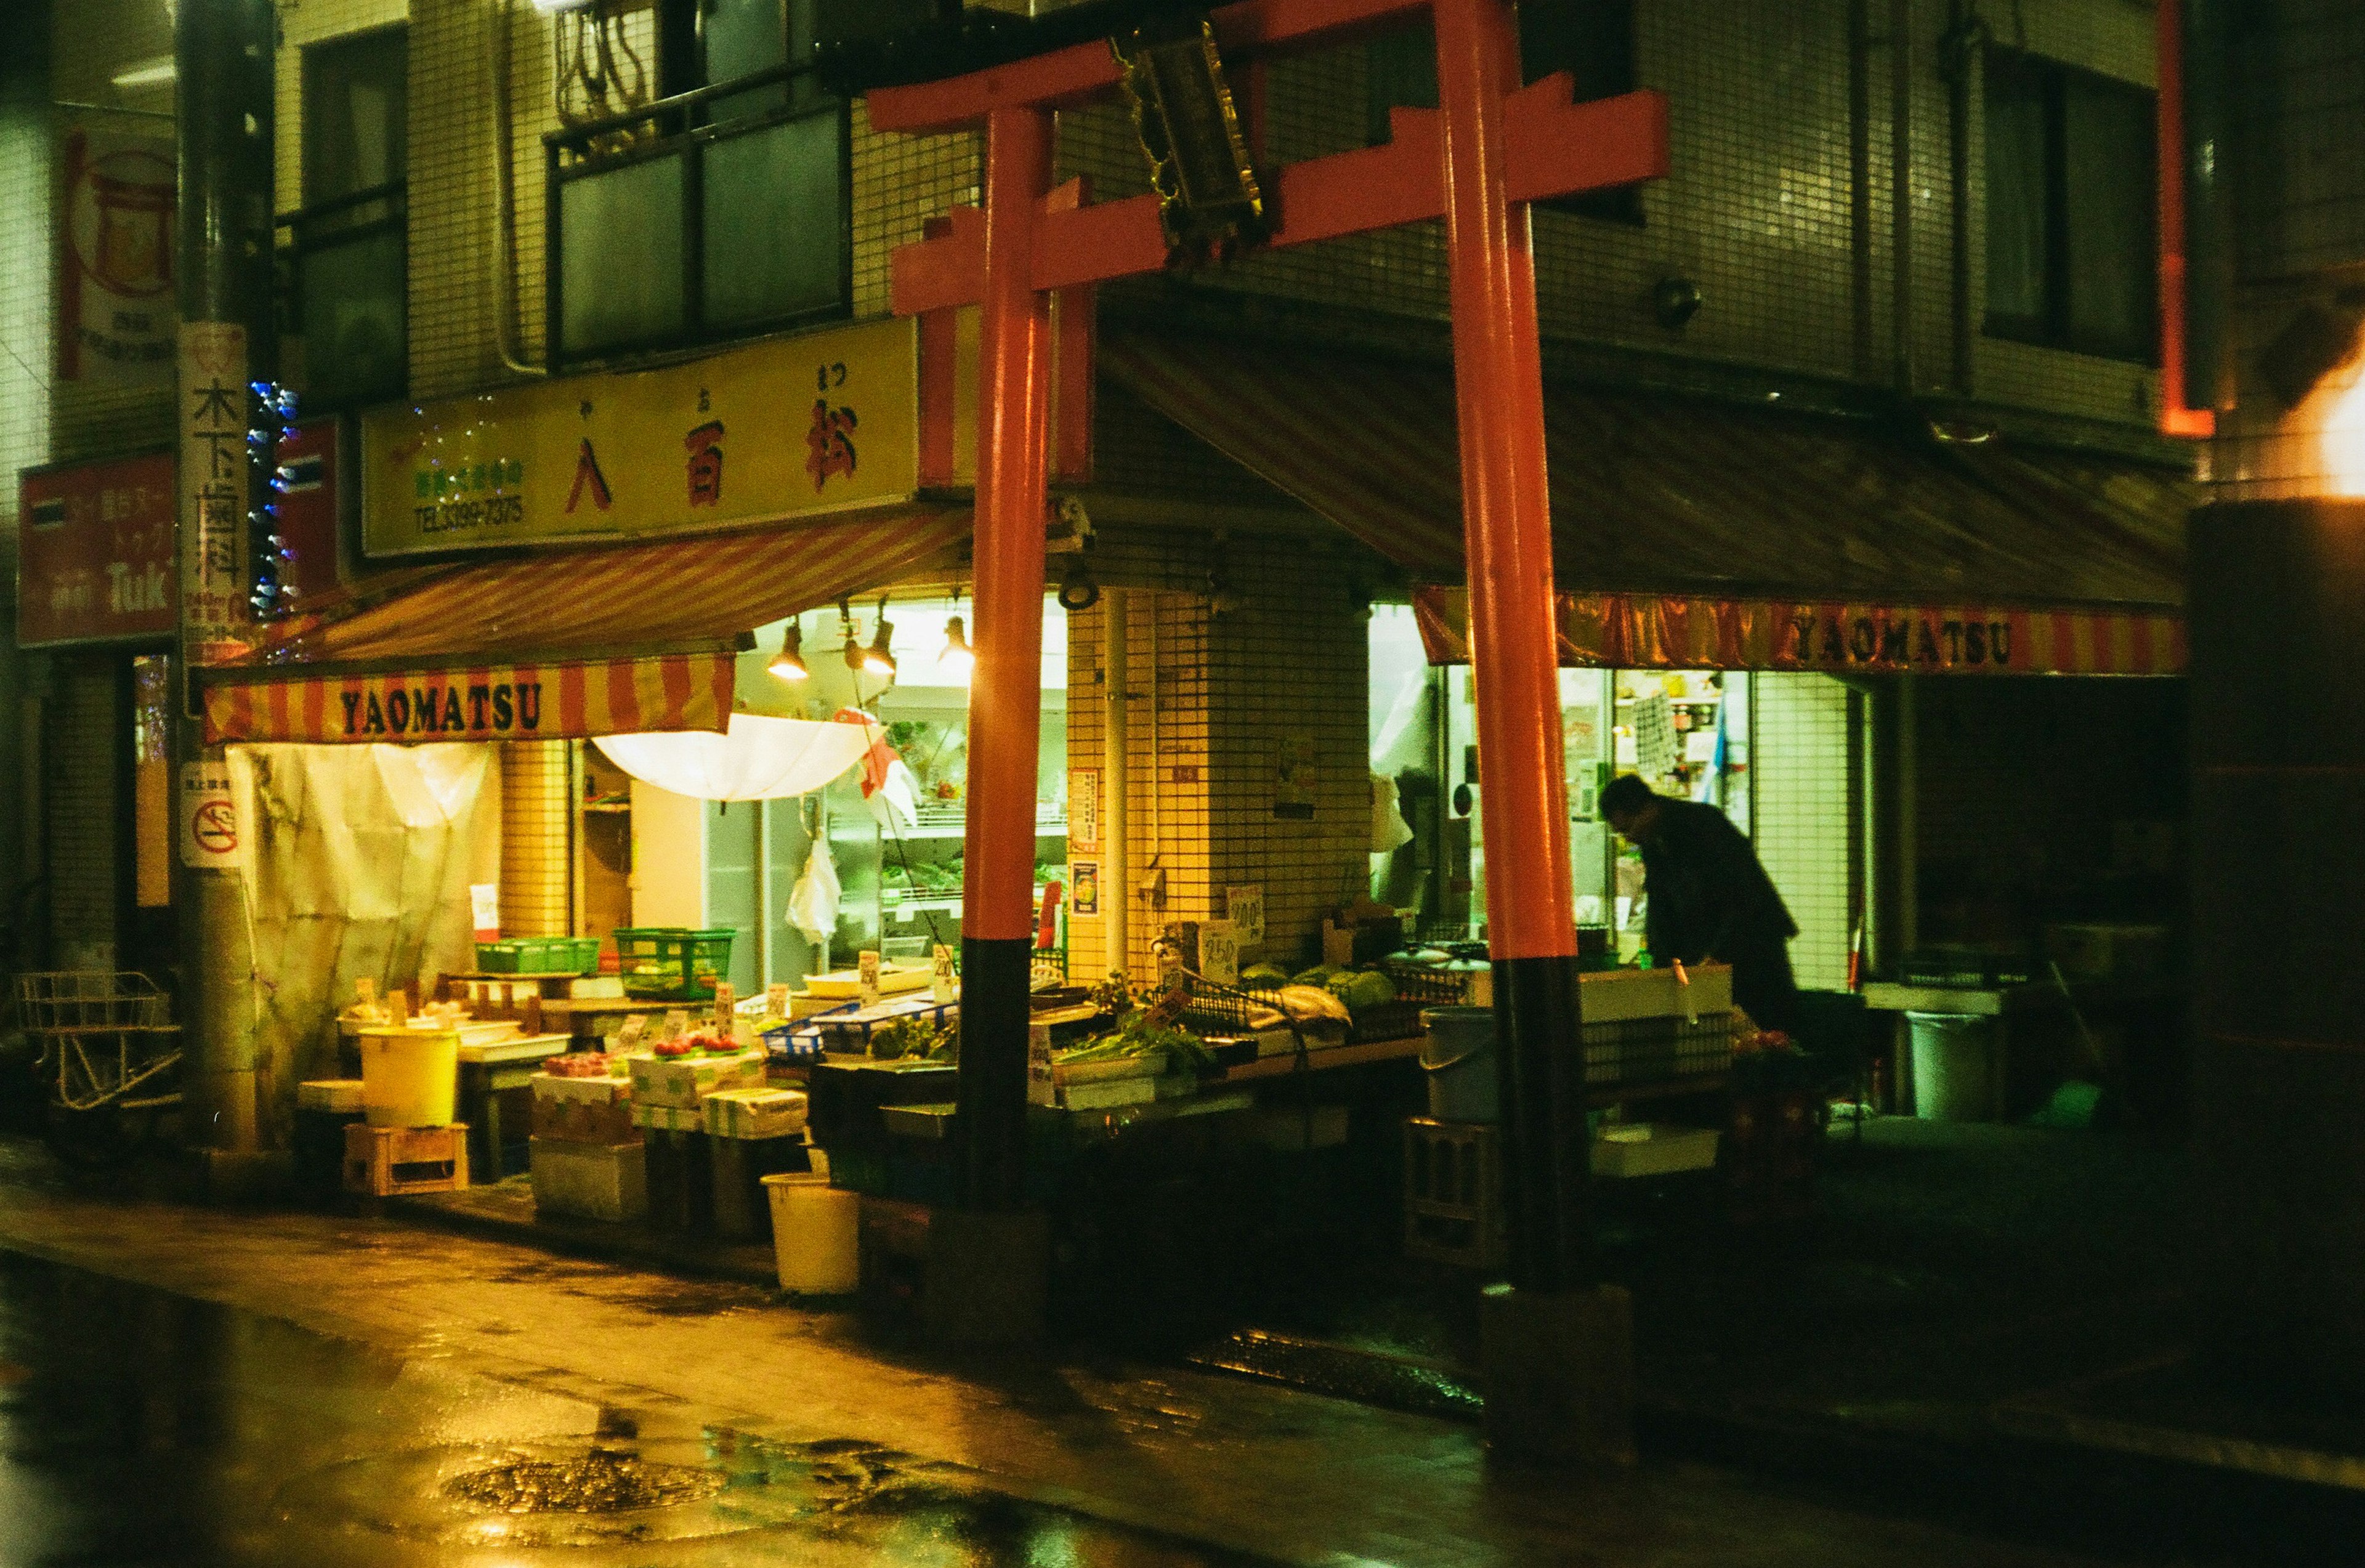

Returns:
703,1087,809,1139
530,1138,648,1221
631,1103,704,1133
531,1072,638,1145
628,1049,768,1109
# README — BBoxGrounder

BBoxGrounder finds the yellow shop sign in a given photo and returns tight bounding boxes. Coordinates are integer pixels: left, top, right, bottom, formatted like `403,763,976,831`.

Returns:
362,318,920,557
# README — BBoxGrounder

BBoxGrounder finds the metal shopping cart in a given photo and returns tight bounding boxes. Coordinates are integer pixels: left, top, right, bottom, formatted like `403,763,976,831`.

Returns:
15,972,182,1167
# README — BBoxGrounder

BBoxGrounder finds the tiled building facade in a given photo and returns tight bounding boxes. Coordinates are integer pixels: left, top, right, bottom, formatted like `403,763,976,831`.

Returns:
7,0,2183,979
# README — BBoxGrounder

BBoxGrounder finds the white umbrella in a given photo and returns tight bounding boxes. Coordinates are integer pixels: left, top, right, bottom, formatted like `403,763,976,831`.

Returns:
594,712,871,801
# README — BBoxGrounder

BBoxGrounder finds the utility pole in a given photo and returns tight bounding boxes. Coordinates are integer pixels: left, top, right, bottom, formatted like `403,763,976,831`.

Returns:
172,0,275,1188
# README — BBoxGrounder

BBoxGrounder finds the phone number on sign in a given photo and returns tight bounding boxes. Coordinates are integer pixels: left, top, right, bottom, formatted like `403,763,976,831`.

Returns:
414,495,525,535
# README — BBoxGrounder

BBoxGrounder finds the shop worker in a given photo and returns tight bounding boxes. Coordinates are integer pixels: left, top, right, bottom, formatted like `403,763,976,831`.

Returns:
1599,774,1801,1037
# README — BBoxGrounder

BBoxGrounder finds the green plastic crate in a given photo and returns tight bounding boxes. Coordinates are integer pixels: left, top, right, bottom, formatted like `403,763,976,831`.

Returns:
476,936,603,974
613,927,736,1000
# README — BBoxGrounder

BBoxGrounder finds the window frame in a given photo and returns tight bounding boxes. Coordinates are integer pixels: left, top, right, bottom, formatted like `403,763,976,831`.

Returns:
1979,48,2159,365
282,23,410,412
543,62,855,370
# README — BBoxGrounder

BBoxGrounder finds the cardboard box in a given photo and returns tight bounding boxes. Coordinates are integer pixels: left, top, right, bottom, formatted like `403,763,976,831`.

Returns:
532,1097,639,1144
532,1071,631,1105
628,1049,767,1109
631,1103,705,1133
703,1086,809,1139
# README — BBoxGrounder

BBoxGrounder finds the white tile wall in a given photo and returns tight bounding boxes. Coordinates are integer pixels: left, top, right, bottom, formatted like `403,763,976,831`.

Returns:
1752,672,1855,993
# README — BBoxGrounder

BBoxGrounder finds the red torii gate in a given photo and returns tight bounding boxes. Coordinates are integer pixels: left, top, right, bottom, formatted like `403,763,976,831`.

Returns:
871,0,1668,1293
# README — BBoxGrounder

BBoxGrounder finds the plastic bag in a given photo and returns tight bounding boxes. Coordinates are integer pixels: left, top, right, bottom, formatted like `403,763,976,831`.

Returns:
1370,772,1414,853
786,838,842,943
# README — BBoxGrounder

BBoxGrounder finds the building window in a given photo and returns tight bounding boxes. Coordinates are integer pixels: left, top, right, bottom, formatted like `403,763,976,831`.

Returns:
549,0,850,365
285,25,408,408
1366,0,1641,224
1983,50,2157,363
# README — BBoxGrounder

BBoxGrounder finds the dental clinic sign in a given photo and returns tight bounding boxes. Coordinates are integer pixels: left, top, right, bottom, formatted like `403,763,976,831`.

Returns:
17,450,174,646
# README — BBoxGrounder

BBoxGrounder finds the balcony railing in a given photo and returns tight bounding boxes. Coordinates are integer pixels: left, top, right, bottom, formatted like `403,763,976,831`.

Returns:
277,180,408,409
545,63,852,367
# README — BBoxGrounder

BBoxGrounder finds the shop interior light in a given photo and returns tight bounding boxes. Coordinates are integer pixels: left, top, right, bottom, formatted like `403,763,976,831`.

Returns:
530,0,597,14
767,620,807,682
940,614,974,682
110,55,177,89
863,597,899,679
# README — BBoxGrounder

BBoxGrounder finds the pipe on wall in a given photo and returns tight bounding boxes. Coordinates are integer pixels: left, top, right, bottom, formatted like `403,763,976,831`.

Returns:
490,0,548,379
1889,0,1914,396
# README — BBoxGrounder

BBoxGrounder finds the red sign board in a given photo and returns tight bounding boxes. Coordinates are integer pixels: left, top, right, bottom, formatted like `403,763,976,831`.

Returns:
271,419,341,609
18,450,174,647
17,421,343,649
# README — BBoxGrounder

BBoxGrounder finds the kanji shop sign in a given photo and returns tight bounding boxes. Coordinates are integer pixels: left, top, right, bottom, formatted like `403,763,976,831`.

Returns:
359,317,921,557
16,450,174,647
177,321,251,665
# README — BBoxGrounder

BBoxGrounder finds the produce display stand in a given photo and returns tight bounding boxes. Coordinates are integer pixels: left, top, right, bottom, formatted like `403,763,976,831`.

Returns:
455,1033,573,1180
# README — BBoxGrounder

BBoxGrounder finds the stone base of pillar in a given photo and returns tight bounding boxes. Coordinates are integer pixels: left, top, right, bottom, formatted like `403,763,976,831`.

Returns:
197,1147,292,1205
1479,1281,1636,1466
859,1196,1048,1346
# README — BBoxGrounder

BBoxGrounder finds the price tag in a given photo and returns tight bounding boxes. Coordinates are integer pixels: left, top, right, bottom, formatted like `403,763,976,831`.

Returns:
1027,1022,1056,1107
1200,919,1240,985
766,982,790,1019
931,944,956,1004
355,977,378,1005
713,980,736,1032
661,1009,690,1042
859,950,881,1006
617,1015,649,1050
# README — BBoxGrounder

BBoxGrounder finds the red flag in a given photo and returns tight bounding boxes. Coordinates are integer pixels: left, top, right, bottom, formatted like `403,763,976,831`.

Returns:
833,708,896,798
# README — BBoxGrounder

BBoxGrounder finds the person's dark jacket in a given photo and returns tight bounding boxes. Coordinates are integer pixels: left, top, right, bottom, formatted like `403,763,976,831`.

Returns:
1638,798,1798,968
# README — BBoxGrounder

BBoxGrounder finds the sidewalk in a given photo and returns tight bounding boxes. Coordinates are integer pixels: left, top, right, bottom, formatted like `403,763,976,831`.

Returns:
0,1139,2245,1568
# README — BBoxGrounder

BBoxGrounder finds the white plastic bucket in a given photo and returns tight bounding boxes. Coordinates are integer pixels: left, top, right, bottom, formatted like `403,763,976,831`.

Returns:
358,1027,459,1128
1907,1011,2001,1121
1420,1006,1498,1122
762,1171,859,1294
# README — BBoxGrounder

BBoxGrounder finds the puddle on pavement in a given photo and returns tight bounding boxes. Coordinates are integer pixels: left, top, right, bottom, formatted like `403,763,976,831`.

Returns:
0,1247,1277,1566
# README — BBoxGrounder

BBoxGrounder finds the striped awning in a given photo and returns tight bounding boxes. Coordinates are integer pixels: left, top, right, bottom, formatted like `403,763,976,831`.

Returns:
204,652,739,746
1412,589,2186,676
200,507,969,743
248,506,969,666
1102,333,2196,671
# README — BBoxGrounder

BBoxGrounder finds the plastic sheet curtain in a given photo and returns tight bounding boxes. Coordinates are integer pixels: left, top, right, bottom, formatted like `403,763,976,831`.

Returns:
243,743,499,1142
593,712,870,802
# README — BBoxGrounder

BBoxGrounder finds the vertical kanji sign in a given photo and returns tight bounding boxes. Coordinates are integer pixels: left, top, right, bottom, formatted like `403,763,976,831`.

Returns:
177,321,248,665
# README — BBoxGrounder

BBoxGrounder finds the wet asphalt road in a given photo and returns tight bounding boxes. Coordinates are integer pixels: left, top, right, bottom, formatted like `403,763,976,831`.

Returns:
0,1250,1263,1567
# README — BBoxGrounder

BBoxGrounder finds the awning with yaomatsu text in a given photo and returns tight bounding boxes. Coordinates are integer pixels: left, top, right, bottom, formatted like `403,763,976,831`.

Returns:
1411,589,2185,676
201,652,736,746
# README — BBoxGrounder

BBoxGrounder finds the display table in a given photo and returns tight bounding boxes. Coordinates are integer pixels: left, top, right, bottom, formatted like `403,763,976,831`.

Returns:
456,1032,572,1179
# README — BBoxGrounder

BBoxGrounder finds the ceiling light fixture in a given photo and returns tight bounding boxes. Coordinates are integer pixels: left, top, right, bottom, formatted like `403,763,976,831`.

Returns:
767,620,807,682
862,597,898,679
939,614,974,682
110,55,176,89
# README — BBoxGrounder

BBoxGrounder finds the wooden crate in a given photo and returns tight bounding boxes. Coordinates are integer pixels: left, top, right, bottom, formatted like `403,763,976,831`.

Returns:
1403,1117,1506,1271
344,1122,471,1197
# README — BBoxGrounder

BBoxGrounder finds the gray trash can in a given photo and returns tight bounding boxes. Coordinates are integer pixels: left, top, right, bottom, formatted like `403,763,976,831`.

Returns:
1906,1011,2001,1121
1420,1006,1498,1122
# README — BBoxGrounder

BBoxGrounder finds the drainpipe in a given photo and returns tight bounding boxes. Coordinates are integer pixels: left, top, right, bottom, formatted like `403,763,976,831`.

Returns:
1889,0,1915,397
1849,0,1875,380
1941,1,1984,395
490,0,546,378
174,0,277,1177
1101,591,1131,978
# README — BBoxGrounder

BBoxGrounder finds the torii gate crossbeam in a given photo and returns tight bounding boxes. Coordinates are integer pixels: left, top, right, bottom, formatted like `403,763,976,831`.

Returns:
871,0,1668,1297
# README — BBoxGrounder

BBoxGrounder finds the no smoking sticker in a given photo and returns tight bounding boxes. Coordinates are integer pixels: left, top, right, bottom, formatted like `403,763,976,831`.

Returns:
178,762,249,870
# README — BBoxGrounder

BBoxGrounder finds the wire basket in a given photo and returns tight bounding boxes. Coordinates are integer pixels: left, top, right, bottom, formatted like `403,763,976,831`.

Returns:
1140,968,1282,1038
16,972,171,1033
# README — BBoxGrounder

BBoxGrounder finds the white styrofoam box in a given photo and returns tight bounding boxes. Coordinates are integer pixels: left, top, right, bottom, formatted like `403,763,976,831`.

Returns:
1591,1125,1721,1179
1578,963,1732,1021
628,1049,768,1109
298,1079,366,1113
531,1138,648,1221
532,1072,632,1105
703,1088,809,1139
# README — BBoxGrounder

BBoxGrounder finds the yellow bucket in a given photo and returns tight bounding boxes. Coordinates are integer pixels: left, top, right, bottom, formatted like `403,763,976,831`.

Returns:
761,1171,859,1294
357,1027,459,1128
